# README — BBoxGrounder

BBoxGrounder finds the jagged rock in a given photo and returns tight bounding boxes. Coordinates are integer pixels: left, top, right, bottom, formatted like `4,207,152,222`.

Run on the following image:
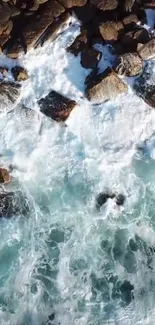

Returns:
0,168,11,184
22,0,65,51
134,68,155,108
0,190,30,218
42,12,70,45
38,90,77,122
86,68,128,104
137,38,155,60
11,66,29,81
57,0,87,8
0,82,21,113
67,29,88,56
99,21,124,43
81,48,102,69
114,53,143,76
89,0,118,10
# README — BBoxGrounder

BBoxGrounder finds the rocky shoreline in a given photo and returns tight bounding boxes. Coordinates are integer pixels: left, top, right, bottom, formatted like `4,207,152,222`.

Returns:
0,0,154,218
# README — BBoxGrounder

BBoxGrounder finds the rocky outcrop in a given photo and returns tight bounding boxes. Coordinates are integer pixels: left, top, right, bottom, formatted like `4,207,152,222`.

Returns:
11,66,29,81
86,68,128,104
80,48,102,69
137,38,155,60
0,82,21,113
114,53,143,76
38,90,77,122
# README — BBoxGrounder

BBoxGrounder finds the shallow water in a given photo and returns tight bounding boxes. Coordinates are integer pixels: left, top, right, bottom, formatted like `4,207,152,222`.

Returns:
0,16,155,325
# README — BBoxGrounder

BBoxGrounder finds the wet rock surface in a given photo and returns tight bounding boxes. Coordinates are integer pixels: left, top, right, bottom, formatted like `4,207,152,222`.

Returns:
114,52,143,76
0,82,21,113
11,66,29,81
134,66,155,108
38,90,77,122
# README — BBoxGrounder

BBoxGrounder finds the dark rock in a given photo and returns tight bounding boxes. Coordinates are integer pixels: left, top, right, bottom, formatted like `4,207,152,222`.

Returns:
99,21,124,43
48,313,55,321
114,53,143,76
80,48,102,69
120,280,134,305
38,90,77,122
96,192,115,209
0,2,11,24
120,27,150,52
89,0,118,10
67,29,88,56
11,66,29,81
86,68,128,104
134,67,155,108
22,0,65,51
58,0,87,8
0,20,13,47
0,82,21,113
0,66,8,77
41,12,70,45
123,13,139,29
73,3,96,24
137,37,155,60
0,191,30,218
115,194,126,206
0,168,11,184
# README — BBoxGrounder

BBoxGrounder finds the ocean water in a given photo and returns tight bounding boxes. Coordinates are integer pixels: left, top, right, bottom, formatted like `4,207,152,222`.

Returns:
0,15,155,325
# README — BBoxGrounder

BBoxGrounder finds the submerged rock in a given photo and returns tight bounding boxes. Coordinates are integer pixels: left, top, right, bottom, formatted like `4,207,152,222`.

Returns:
0,168,11,184
0,82,20,113
86,68,128,104
0,190,29,218
96,192,115,209
120,280,134,305
11,66,29,81
38,90,77,122
114,53,143,76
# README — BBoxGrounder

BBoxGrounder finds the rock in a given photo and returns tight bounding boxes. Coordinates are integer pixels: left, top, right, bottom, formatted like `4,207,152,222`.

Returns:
96,192,115,209
123,14,139,28
11,66,29,81
0,82,21,113
123,0,135,12
80,48,102,69
6,40,24,59
0,168,11,184
120,280,134,305
41,12,70,45
0,190,29,218
99,21,124,43
38,90,77,122
137,38,155,60
134,69,155,108
86,68,128,104
89,0,118,10
22,0,65,51
115,194,125,206
73,3,96,24
114,53,143,76
0,66,8,77
10,5,21,17
57,0,87,8
67,29,88,56
0,2,11,24
120,27,150,52
143,0,155,8
0,20,13,46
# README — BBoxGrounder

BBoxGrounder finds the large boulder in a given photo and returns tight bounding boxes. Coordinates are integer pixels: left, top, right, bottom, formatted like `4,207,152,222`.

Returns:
89,0,118,10
57,0,87,8
114,53,143,76
80,48,102,69
86,68,128,104
99,21,124,43
0,191,29,218
137,38,155,60
38,90,77,122
0,82,21,113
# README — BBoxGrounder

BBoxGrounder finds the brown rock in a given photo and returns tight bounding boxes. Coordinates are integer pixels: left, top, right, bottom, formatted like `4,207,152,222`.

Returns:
124,0,135,12
81,48,102,69
86,68,128,104
11,66,29,81
89,0,118,10
0,66,8,77
123,14,139,28
38,90,77,122
10,5,21,16
23,0,65,51
7,41,24,59
57,0,87,8
0,2,11,24
99,21,124,43
137,38,155,60
73,2,96,23
29,0,39,11
0,20,13,46
67,29,88,56
0,168,11,184
42,12,70,44
114,53,143,76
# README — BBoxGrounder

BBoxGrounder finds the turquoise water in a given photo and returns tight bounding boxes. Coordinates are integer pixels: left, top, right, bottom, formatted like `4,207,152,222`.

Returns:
0,18,155,325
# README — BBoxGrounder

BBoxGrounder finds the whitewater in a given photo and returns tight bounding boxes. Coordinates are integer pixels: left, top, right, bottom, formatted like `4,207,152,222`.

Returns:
0,12,155,325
